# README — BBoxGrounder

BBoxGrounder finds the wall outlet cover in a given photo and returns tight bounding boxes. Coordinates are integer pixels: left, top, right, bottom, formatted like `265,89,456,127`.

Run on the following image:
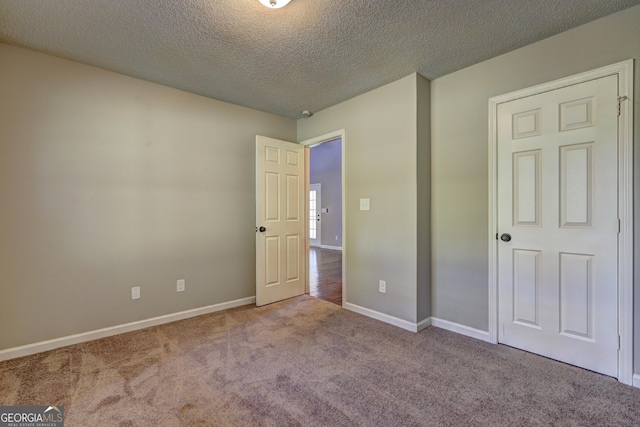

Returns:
379,280,386,293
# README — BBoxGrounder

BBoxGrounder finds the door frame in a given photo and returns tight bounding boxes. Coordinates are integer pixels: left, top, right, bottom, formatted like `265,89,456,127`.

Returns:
300,129,346,306
309,183,322,247
488,60,634,385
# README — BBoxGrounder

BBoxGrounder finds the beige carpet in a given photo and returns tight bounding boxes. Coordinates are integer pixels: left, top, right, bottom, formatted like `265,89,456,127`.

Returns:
1,295,638,426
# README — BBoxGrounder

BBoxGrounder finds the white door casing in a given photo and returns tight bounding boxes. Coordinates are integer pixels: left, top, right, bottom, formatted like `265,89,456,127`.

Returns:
488,60,634,384
309,184,321,247
256,136,306,306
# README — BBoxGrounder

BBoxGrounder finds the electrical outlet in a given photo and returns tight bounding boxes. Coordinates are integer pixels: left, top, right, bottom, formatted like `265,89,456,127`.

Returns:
131,286,140,300
360,198,370,211
335,235,339,241
379,280,386,294
177,279,185,292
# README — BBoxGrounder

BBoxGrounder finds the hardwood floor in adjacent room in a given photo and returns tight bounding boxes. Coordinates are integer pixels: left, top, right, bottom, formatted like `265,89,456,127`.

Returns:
309,247,342,305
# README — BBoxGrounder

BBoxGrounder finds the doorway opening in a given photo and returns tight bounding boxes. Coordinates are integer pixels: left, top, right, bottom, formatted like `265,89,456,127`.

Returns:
309,246,342,305
302,131,345,306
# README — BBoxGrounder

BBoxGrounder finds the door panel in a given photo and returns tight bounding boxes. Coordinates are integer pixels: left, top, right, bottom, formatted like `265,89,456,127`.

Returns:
265,172,280,221
256,136,305,306
512,249,541,328
286,175,300,221
559,253,593,340
286,235,300,281
560,143,593,227
513,150,541,226
497,75,619,376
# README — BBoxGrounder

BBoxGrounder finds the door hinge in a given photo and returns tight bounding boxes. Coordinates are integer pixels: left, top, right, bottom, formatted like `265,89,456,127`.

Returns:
617,95,628,116
617,335,621,350
617,218,621,234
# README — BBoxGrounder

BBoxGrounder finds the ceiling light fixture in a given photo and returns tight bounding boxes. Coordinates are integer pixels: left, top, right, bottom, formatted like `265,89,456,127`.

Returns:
259,0,292,8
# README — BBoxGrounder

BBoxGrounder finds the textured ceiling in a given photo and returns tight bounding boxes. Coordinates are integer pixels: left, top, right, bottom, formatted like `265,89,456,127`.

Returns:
1,0,638,118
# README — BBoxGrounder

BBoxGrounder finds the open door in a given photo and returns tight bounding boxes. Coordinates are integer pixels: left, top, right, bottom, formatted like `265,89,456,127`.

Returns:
255,135,306,306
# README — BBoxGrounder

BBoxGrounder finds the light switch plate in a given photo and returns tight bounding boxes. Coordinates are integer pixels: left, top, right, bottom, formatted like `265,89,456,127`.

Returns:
360,198,370,211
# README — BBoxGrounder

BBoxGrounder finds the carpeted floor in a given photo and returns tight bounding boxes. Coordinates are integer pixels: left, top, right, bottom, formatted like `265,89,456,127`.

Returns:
1,295,638,426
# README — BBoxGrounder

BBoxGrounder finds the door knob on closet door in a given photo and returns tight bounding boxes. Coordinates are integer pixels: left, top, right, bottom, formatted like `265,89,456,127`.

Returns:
500,233,511,242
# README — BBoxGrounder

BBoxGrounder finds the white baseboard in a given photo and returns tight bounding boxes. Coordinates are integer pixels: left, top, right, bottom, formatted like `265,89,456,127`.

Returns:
0,296,256,362
343,310,488,339
320,244,342,251
416,317,431,332
633,374,640,389
430,317,491,343
344,302,427,333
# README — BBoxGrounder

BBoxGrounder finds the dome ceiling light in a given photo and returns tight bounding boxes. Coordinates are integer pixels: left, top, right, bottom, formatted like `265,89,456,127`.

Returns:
258,0,292,9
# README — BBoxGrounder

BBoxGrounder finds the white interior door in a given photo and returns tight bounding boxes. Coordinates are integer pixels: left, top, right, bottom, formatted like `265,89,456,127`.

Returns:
256,136,306,306
497,75,619,376
309,183,321,247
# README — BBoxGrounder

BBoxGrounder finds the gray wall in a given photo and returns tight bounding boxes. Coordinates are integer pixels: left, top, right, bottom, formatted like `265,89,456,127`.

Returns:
416,74,431,322
310,139,342,247
430,5,640,372
0,43,296,350
299,74,431,324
